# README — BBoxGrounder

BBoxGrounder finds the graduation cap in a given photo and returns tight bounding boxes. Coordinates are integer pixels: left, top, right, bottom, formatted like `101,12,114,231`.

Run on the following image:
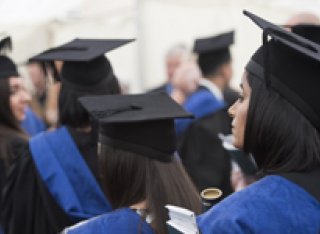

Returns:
29,38,134,90
193,31,234,77
0,36,19,79
291,24,320,44
79,93,193,162
244,10,320,132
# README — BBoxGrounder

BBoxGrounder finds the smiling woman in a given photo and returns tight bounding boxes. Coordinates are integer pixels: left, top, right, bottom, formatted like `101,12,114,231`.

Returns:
0,77,29,165
8,77,32,122
0,39,31,233
0,55,30,165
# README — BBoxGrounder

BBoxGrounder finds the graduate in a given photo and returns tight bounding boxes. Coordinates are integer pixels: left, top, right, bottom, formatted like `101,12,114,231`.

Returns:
1,38,133,234
177,32,235,195
175,31,234,136
63,93,202,233
0,36,45,137
149,44,189,94
0,36,32,233
197,11,320,233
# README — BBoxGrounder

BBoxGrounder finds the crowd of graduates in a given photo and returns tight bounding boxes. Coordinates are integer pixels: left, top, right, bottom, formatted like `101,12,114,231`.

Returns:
0,9,319,234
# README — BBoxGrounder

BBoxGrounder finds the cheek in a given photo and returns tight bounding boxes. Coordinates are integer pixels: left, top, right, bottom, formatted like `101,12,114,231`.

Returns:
238,108,247,130
233,102,249,148
9,94,24,120
9,95,18,111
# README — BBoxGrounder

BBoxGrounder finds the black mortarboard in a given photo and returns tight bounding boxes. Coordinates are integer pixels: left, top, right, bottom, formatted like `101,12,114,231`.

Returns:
0,36,19,79
79,93,193,162
244,10,320,132
29,39,134,90
291,24,320,44
193,31,234,77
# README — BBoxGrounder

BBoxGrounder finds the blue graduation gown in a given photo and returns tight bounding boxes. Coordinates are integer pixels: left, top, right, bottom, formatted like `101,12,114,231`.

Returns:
21,107,46,136
29,127,112,221
175,87,225,135
197,175,320,233
64,208,154,234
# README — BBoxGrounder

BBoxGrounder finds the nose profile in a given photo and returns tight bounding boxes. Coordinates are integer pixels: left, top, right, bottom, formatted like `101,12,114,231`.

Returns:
228,100,238,118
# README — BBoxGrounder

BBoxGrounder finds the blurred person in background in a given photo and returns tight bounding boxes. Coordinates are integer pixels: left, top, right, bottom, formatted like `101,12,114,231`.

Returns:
285,12,320,26
1,39,132,234
45,81,61,128
25,61,65,130
27,61,48,112
170,57,201,105
149,43,189,94
174,31,234,136
176,31,235,198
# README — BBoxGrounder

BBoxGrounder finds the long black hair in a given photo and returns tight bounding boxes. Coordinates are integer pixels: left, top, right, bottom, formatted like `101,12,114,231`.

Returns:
243,73,320,175
0,79,21,131
100,145,202,234
0,79,27,167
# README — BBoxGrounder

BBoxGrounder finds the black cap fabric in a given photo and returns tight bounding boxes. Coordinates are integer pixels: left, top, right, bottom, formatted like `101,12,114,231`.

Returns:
29,38,134,88
193,31,234,77
60,56,114,90
79,93,193,162
194,31,234,54
244,10,320,132
30,39,134,62
291,24,320,44
0,36,19,79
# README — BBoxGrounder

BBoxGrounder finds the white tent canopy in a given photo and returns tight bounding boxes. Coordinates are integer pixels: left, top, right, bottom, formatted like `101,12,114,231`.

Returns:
1,0,320,92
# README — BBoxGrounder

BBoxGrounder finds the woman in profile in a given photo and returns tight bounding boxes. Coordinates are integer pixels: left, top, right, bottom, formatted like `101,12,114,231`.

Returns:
64,93,202,234
197,11,320,233
0,38,31,181
0,37,31,231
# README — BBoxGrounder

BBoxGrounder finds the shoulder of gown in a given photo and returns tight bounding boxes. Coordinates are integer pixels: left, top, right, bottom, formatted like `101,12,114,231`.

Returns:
2,135,72,234
65,208,154,234
197,175,320,234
